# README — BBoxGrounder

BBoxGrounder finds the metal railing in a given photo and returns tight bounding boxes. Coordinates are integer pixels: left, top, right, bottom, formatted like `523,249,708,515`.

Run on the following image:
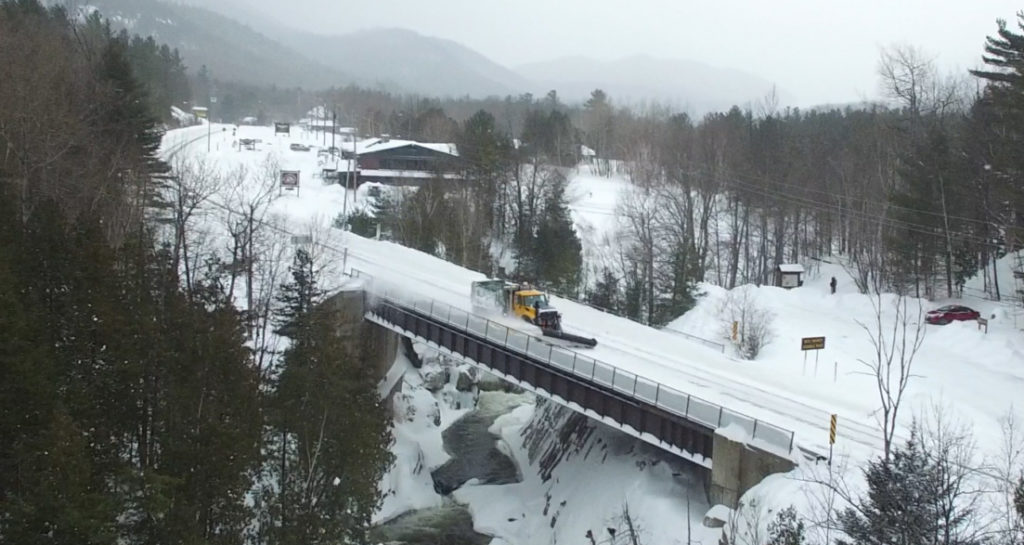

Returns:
348,268,795,453
534,288,726,353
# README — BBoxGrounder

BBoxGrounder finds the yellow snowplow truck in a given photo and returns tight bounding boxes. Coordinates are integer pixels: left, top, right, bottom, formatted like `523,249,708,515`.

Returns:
470,280,597,347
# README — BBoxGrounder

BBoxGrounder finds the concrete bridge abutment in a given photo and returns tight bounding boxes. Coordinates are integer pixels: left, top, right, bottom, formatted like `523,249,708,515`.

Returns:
708,429,796,509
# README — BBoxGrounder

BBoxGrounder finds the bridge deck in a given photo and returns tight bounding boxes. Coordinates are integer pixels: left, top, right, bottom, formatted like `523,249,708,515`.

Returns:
367,297,797,467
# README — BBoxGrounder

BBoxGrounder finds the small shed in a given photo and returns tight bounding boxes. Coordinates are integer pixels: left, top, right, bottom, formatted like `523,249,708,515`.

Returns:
776,264,805,289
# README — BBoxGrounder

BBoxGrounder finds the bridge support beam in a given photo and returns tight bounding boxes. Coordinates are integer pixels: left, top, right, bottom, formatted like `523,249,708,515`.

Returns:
708,430,796,509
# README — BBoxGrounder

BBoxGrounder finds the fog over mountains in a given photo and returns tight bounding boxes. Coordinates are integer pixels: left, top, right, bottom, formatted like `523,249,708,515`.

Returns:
71,0,786,112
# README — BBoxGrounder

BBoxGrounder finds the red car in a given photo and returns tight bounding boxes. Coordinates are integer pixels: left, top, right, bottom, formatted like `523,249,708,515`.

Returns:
925,305,980,325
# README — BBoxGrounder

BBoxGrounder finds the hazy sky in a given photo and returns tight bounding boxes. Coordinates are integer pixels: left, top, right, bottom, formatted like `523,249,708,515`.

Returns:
235,0,1020,107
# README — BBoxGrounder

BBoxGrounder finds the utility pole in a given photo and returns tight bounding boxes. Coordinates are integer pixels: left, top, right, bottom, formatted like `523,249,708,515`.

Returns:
331,108,336,163
343,126,359,222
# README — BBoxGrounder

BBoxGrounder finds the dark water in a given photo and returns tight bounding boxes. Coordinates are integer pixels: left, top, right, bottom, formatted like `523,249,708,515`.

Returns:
431,392,527,494
373,391,530,545
369,501,491,545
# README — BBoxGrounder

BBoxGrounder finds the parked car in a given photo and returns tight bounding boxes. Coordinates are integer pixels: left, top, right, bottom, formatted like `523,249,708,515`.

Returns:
289,143,311,152
925,305,980,325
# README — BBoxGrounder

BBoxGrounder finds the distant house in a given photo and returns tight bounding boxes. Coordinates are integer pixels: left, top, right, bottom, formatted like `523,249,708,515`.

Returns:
776,264,805,289
352,137,461,187
580,145,597,164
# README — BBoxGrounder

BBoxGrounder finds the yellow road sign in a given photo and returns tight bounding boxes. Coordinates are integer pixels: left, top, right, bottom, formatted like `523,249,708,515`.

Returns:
802,336,826,350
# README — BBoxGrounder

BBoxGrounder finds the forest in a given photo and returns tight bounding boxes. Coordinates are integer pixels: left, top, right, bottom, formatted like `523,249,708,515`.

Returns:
0,3,391,544
327,32,1024,327
3,0,1024,543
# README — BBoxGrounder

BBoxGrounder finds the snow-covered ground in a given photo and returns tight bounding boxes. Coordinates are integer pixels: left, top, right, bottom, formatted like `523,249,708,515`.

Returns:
163,122,1024,543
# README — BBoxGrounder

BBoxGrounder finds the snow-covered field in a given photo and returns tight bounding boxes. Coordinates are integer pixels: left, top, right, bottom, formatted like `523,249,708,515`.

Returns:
163,122,1024,543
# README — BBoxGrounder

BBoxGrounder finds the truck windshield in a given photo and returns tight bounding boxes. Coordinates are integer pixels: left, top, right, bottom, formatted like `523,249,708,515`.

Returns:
521,294,549,309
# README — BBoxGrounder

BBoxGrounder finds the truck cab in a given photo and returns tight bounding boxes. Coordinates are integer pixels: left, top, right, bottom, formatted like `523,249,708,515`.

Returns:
511,290,559,329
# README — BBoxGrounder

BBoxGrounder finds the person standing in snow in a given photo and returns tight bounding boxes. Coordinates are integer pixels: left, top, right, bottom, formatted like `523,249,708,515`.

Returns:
830,276,837,294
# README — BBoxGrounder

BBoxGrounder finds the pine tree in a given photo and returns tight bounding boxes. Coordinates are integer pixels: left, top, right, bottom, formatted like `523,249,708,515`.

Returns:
274,248,324,339
272,309,393,545
533,174,583,292
98,32,168,175
587,267,622,313
838,425,978,545
768,506,806,545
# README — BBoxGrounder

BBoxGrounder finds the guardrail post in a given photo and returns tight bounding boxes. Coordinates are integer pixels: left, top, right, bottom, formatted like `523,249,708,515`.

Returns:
571,353,577,373
717,407,724,427
548,345,553,362
684,394,691,417
611,367,617,387
632,375,638,395
484,320,490,339
430,300,435,316
752,420,759,440
654,383,661,406
447,306,452,323
504,328,509,347
788,432,795,453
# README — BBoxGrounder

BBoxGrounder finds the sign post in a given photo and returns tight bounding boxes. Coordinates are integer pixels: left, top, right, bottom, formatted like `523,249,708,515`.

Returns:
828,413,837,465
280,170,300,197
801,336,825,375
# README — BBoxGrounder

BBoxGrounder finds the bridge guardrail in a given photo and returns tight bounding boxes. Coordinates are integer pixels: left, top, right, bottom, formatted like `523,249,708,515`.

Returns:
349,268,795,453
545,290,727,353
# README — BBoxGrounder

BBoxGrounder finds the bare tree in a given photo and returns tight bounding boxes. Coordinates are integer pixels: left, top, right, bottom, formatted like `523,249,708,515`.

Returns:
723,498,767,545
718,286,775,360
221,158,280,333
917,402,986,545
988,409,1024,545
878,44,936,119
167,157,223,296
855,293,925,460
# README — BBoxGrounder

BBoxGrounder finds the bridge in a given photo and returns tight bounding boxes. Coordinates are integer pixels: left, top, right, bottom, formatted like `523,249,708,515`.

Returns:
332,270,800,508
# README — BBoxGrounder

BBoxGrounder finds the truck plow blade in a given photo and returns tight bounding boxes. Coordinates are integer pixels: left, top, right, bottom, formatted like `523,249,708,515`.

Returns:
540,328,598,348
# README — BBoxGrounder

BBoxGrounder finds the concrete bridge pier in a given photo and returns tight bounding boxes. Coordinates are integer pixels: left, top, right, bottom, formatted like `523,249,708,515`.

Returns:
708,429,796,509
323,289,402,397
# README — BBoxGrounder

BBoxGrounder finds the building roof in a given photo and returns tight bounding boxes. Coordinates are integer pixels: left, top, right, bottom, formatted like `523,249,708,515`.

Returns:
777,264,805,273
359,138,458,157
359,169,463,180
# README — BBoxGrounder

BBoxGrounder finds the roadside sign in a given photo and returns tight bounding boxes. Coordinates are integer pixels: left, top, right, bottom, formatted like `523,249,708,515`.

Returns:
801,336,825,351
275,122,291,135
801,336,826,377
291,235,312,244
280,170,299,188
280,170,300,196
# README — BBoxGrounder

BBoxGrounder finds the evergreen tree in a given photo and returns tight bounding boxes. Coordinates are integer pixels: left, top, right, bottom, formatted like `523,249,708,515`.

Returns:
98,32,168,176
533,174,583,292
838,426,978,545
272,309,393,545
767,506,806,545
652,245,701,326
969,13,1024,251
274,248,324,339
587,267,622,313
